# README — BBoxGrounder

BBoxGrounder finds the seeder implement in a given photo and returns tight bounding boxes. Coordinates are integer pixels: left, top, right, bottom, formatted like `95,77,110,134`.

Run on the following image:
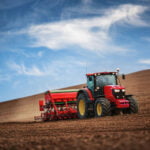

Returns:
34,90,79,121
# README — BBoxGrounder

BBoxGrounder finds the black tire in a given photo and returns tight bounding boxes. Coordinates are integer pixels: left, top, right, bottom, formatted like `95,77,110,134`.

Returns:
123,96,138,114
77,93,89,119
94,98,111,117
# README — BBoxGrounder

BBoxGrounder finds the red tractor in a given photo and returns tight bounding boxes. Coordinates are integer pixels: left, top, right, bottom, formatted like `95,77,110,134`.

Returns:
35,71,138,121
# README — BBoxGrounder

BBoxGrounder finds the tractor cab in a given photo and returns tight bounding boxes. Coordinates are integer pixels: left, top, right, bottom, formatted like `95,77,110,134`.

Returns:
86,72,118,98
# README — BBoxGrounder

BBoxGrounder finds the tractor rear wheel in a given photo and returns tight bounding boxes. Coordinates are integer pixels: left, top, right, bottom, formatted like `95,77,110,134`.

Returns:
77,93,89,119
123,96,138,114
94,98,111,117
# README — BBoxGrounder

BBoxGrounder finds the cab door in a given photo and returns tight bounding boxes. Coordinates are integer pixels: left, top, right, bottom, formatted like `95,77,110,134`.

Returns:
87,76,94,94
94,75,105,97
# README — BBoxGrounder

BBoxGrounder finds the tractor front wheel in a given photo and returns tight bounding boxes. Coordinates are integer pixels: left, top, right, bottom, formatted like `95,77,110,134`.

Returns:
94,98,111,117
123,96,138,114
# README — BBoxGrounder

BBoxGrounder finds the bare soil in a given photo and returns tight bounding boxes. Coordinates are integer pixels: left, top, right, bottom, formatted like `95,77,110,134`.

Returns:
0,69,150,150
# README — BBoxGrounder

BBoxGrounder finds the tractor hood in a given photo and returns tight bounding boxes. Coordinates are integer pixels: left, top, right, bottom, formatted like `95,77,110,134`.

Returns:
104,85,126,102
104,85,129,108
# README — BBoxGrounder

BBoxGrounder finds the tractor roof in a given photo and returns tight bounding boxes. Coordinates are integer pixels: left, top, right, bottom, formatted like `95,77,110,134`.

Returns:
86,72,117,76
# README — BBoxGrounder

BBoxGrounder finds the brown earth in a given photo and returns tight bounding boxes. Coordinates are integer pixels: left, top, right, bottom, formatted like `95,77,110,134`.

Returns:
0,69,150,150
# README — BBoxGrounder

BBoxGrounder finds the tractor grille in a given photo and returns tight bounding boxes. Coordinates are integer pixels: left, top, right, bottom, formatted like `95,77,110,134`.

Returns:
112,89,125,99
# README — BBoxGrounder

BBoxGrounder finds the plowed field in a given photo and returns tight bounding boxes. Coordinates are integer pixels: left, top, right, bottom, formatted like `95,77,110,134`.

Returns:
0,70,150,150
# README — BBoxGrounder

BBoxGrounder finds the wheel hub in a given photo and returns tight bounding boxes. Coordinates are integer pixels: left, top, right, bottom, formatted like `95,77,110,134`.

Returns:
97,103,102,116
79,99,85,116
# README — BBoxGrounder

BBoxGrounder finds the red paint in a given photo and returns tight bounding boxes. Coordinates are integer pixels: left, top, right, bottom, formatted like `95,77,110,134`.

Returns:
115,99,129,108
104,85,129,108
39,100,44,111
51,92,78,102
104,85,124,102
86,72,116,76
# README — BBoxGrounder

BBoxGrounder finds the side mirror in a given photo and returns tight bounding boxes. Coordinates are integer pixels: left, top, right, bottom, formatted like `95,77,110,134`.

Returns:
122,74,126,80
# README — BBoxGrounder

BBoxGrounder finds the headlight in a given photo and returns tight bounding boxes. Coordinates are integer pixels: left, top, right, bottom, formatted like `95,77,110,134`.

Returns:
122,89,126,92
114,89,120,92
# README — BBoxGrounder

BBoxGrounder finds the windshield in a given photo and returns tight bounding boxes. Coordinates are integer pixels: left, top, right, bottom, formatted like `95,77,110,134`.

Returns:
96,74,117,87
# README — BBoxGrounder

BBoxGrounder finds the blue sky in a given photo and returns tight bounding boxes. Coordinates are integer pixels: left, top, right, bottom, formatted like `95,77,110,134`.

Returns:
0,0,150,102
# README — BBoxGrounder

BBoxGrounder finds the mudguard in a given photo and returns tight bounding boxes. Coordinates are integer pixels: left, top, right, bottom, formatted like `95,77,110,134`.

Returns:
77,88,94,103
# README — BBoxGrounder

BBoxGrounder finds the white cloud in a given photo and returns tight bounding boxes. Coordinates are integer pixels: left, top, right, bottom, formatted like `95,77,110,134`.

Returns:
8,62,44,76
24,4,148,54
104,4,148,27
139,59,150,64
9,49,44,58
7,58,87,77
